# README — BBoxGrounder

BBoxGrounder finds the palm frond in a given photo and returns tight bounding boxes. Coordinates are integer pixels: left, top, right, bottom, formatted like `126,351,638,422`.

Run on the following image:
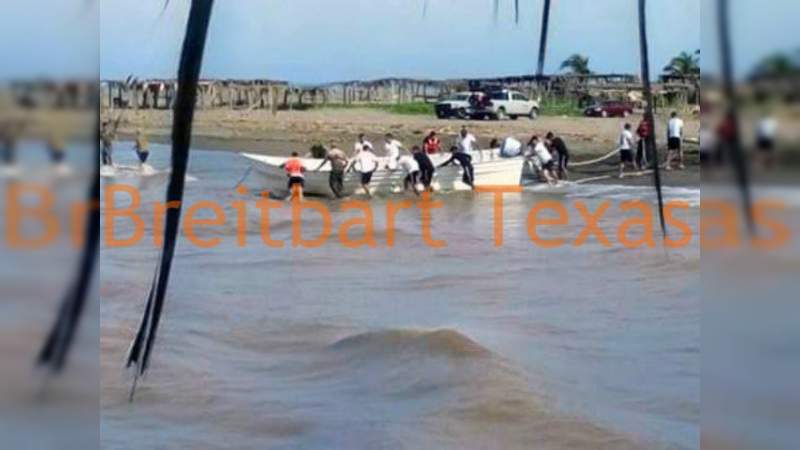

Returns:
36,91,100,374
126,0,215,401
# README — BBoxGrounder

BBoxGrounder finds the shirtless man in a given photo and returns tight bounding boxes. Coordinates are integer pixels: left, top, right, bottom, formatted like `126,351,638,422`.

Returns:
315,142,349,198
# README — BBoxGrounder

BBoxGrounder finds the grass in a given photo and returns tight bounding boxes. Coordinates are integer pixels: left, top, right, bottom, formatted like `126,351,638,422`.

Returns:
537,98,584,117
376,103,436,115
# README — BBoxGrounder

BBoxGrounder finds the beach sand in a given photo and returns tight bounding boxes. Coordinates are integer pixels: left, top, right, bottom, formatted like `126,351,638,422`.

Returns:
103,107,700,187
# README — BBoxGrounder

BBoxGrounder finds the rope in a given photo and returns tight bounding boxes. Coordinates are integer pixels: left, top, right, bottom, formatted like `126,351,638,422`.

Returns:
232,164,254,189
569,147,622,167
574,169,653,184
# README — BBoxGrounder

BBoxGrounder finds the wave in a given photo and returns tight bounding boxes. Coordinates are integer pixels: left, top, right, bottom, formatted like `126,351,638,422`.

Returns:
318,328,647,449
328,329,492,359
567,183,700,207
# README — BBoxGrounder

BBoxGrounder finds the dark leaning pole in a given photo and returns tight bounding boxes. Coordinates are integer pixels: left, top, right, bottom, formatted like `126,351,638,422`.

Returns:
637,0,667,236
536,0,551,77
717,0,754,233
126,0,215,401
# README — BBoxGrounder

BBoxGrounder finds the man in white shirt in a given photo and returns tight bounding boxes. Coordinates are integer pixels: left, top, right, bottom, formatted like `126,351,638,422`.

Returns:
756,115,777,168
618,123,636,178
347,147,379,198
457,126,478,154
383,133,405,170
397,150,421,195
699,124,715,166
354,134,374,156
665,111,685,170
528,135,556,185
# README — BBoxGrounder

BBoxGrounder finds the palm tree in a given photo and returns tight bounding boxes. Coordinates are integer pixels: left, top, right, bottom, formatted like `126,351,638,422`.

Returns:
663,51,700,77
750,51,800,79
37,104,100,374
560,54,592,75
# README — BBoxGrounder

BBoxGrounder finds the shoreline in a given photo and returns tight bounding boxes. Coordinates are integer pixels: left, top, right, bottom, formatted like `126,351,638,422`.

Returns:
106,107,701,188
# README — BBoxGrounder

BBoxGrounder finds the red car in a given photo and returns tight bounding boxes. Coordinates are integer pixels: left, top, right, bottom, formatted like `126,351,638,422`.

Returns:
584,101,634,118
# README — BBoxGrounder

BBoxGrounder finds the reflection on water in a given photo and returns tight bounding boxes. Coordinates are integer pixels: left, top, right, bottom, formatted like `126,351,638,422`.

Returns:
96,143,699,449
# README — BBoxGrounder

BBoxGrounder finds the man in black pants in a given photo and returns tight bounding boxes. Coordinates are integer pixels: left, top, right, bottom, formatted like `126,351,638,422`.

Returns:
412,146,435,192
545,132,570,180
439,145,475,189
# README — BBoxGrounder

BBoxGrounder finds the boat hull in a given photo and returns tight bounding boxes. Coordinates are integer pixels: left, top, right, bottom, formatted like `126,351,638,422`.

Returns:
240,150,525,197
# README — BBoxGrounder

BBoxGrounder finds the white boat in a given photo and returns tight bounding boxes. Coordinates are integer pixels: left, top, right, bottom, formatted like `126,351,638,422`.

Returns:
240,149,526,197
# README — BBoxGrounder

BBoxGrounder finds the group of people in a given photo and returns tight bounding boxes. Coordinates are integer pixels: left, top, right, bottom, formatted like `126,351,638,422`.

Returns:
700,113,778,169
281,125,578,199
490,132,570,186
617,111,686,178
101,120,150,167
281,127,484,199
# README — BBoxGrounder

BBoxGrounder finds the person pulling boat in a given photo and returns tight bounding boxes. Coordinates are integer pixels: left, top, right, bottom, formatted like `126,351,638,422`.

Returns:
412,145,436,193
354,133,374,156
397,149,421,196
101,121,115,166
347,145,379,198
280,152,306,200
134,130,150,165
47,131,66,165
439,144,475,190
527,135,557,186
383,133,406,170
456,126,478,155
314,141,349,198
423,130,441,154
545,132,570,180
1,120,22,166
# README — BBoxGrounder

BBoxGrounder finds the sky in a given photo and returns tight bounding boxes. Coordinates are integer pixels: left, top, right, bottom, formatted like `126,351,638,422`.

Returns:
98,0,702,83
2,1,799,82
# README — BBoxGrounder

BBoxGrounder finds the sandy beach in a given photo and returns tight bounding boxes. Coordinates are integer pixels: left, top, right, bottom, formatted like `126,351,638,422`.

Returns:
102,107,701,186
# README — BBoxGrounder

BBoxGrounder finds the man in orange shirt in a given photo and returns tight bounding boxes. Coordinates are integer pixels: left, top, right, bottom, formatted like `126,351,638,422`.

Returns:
280,152,306,200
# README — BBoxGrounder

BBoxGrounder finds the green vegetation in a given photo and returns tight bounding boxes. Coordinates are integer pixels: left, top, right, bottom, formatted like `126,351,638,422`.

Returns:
538,98,584,117
377,103,436,115
559,54,592,75
295,99,584,117
750,49,800,79
663,50,700,77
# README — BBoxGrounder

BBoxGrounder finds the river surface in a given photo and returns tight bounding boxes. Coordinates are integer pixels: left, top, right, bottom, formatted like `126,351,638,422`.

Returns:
96,142,700,449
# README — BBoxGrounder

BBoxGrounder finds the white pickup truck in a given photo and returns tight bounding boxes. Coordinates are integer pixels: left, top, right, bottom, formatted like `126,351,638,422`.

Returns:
435,89,541,121
479,89,540,120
